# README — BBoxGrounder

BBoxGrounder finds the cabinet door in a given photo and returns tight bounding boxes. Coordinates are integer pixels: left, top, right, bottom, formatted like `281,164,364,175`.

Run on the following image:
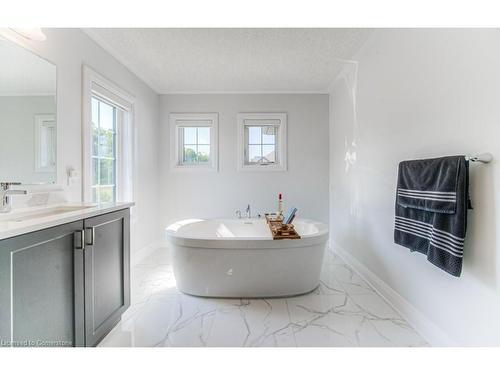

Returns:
83,209,130,347
0,221,85,347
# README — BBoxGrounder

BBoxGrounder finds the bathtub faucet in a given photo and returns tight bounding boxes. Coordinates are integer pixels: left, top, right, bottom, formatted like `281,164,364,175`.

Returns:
235,205,252,219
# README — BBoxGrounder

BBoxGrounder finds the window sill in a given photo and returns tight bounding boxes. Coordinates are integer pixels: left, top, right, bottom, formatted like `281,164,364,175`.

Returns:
170,164,218,172
237,164,287,172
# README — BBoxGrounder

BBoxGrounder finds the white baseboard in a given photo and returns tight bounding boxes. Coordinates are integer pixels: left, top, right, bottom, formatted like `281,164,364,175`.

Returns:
331,242,457,347
131,240,168,266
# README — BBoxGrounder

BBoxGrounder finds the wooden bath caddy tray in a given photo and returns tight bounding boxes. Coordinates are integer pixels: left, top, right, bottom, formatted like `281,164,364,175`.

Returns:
265,214,301,240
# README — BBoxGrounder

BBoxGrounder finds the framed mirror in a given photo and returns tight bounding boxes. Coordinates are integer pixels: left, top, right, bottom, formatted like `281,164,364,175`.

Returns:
0,37,57,185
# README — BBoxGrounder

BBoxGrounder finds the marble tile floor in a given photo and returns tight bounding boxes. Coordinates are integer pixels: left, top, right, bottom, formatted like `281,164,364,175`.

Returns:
99,248,428,347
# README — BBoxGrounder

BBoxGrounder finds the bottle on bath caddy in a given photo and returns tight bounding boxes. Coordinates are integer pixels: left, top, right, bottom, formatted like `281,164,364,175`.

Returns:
277,193,283,220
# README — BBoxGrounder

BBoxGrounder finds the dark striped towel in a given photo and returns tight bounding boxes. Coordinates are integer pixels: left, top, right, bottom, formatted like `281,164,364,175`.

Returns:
394,155,470,277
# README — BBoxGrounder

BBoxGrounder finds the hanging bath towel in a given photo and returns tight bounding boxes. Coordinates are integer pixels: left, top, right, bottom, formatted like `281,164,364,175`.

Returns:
394,155,470,277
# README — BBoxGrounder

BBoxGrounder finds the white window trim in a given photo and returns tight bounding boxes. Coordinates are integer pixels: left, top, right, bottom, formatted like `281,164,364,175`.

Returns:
82,65,136,208
237,112,287,172
169,113,219,171
34,114,56,173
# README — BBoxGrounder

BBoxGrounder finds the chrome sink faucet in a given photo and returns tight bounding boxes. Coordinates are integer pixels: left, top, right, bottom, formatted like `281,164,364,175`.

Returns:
1,182,27,213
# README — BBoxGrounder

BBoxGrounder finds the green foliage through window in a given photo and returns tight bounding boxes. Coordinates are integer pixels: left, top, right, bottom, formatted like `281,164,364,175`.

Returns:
91,97,116,204
181,127,211,165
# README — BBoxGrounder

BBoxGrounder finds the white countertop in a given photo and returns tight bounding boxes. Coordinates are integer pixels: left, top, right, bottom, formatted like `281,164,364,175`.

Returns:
0,202,134,240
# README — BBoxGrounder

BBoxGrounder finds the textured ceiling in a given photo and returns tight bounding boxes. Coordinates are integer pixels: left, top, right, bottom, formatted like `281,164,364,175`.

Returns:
84,28,372,94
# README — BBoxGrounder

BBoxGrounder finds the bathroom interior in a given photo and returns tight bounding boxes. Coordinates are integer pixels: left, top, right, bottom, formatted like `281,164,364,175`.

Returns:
1,23,500,358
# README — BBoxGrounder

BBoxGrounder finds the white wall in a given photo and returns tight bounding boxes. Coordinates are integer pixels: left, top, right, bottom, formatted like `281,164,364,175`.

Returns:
4,29,162,255
330,29,500,345
160,94,329,226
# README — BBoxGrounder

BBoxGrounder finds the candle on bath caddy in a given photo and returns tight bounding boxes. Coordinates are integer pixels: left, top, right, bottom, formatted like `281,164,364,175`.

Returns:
278,193,283,219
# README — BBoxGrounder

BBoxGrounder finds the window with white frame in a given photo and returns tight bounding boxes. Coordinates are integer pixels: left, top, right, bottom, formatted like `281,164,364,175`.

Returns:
83,66,135,206
90,96,118,203
237,113,287,171
34,114,56,173
170,113,218,170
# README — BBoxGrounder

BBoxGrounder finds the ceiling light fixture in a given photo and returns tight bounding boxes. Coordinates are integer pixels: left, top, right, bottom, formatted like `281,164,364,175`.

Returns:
10,28,46,41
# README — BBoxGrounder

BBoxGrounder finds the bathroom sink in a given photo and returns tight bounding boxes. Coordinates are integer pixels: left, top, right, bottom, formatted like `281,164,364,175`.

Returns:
0,205,96,223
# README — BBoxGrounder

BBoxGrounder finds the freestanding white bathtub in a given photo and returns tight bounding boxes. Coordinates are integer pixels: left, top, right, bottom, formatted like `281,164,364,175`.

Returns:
165,218,329,298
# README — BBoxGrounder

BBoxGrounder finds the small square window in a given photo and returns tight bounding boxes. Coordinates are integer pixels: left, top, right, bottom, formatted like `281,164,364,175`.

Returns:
245,125,278,165
237,113,287,171
181,127,211,165
170,113,218,170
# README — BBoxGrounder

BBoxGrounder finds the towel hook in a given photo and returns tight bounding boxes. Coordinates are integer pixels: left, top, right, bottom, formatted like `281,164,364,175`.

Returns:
466,153,493,164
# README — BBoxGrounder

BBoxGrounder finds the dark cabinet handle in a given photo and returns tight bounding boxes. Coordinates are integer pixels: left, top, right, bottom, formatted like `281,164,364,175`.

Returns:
74,230,85,250
85,227,95,246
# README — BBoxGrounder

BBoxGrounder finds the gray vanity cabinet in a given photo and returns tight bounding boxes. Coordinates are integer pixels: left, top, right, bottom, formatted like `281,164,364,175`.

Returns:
0,220,85,347
83,209,130,347
0,208,130,347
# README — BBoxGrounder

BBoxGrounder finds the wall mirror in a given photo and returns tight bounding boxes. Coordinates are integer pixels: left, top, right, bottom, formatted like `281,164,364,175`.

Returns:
0,37,57,184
